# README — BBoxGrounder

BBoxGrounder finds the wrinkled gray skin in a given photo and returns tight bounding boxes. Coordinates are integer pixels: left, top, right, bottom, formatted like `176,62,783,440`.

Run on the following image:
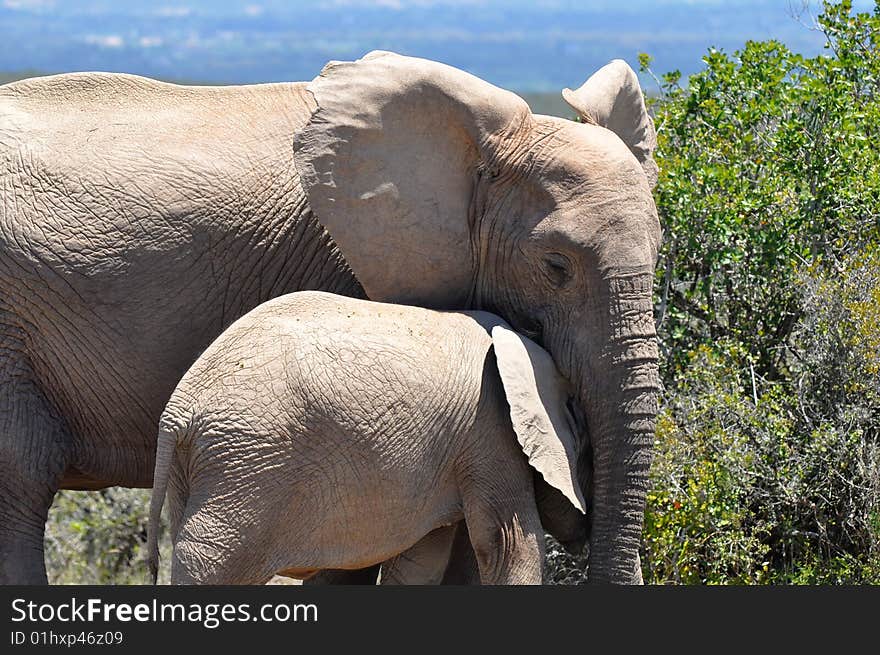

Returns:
0,51,660,584
378,476,584,585
147,292,588,585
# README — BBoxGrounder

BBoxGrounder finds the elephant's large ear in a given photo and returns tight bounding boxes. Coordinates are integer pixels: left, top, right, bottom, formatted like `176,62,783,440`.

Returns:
491,325,586,514
294,51,532,307
562,60,658,187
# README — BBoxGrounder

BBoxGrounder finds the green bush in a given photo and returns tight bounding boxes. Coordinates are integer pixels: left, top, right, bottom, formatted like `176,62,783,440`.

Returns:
45,489,170,585
640,0,880,584
645,0,880,382
643,318,880,584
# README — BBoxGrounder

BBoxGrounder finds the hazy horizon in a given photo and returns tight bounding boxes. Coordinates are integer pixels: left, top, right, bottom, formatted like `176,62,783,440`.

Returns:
0,0,875,91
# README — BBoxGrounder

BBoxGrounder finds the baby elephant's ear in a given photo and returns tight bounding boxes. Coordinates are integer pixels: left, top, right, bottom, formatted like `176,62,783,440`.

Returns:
491,326,587,514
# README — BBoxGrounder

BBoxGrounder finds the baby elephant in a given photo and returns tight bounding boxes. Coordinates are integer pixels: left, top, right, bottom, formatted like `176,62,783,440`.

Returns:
147,291,588,585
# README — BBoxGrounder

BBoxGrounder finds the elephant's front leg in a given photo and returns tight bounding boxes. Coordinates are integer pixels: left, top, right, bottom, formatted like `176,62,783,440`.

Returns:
0,479,57,584
460,469,545,585
463,497,544,584
0,354,69,584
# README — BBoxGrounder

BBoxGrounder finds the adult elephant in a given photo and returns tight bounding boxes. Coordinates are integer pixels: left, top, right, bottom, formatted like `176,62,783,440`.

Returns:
0,51,660,584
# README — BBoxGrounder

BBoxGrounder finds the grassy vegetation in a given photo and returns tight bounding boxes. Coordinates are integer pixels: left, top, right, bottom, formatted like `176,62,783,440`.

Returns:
46,489,170,585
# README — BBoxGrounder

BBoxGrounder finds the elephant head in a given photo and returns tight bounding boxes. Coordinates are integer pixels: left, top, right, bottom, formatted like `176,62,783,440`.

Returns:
294,51,661,584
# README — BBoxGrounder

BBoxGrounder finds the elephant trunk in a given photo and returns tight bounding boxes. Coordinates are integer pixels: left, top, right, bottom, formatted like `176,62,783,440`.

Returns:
574,273,660,584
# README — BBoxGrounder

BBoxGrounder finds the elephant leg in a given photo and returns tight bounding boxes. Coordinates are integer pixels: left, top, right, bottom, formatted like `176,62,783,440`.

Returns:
379,525,457,585
0,350,70,584
439,522,481,584
170,503,278,585
171,550,277,585
0,476,57,584
461,475,545,585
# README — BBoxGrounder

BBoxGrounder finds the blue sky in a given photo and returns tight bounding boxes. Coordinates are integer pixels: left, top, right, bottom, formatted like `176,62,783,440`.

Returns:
0,1,875,90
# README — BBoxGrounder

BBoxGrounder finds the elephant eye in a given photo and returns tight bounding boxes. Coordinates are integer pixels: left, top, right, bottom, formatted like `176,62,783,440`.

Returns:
543,252,573,287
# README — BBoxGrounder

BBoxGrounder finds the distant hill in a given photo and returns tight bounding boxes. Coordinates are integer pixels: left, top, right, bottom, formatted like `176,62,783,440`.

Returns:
0,0,871,92
0,71,45,85
519,92,575,119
